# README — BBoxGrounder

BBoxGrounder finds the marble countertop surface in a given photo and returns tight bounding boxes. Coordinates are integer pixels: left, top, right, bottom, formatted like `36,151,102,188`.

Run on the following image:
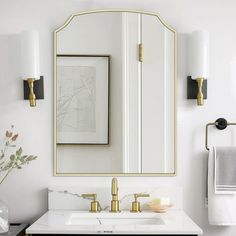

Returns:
26,210,203,235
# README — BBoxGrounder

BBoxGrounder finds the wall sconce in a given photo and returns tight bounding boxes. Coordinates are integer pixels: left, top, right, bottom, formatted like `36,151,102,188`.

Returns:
20,30,44,107
187,30,209,106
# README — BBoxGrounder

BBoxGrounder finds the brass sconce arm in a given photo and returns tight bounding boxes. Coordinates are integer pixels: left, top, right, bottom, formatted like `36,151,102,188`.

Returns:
196,78,204,106
27,79,36,107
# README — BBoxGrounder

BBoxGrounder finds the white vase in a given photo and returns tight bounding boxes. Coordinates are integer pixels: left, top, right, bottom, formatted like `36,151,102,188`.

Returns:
0,199,9,233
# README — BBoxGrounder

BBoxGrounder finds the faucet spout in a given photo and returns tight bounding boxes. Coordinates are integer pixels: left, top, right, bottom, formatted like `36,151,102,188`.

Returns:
111,177,118,196
110,177,120,212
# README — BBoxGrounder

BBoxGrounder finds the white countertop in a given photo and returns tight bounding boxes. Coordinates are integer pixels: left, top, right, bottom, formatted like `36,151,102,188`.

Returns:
26,210,203,235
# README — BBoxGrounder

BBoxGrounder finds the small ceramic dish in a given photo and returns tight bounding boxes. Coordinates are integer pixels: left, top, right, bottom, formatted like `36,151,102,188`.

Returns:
148,202,173,213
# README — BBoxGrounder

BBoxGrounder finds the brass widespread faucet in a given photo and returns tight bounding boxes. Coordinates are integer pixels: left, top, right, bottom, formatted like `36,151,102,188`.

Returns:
110,177,120,212
81,193,101,213
130,193,150,212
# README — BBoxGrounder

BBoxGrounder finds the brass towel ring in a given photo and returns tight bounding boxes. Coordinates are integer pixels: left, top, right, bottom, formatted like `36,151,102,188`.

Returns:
205,118,236,151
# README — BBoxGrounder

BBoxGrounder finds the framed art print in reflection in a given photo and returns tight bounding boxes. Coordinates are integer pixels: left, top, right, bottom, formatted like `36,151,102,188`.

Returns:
56,55,109,144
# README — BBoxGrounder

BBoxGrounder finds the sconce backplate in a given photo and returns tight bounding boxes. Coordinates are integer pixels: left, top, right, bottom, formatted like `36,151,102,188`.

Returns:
23,76,44,100
187,76,207,99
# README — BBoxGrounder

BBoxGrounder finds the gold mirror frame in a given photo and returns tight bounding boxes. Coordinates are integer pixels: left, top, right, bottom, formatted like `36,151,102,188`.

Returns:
53,9,177,177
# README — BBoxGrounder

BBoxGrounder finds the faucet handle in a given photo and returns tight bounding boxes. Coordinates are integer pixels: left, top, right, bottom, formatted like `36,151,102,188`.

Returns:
130,193,150,213
81,193,101,213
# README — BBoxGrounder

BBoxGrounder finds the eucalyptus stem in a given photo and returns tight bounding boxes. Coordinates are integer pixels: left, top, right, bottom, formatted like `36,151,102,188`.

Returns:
0,168,13,185
0,127,37,185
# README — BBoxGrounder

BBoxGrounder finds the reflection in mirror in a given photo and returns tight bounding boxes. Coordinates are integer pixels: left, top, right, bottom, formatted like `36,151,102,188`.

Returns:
54,10,176,176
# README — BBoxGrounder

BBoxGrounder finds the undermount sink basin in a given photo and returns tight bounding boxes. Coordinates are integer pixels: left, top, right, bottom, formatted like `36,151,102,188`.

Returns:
66,212,165,226
99,217,164,226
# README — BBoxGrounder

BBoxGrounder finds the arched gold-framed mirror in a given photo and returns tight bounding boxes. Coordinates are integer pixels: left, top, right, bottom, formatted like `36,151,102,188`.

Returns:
53,9,177,176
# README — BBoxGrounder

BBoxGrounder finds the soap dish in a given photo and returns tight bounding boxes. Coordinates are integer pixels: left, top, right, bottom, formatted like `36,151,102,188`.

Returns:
148,203,173,213
148,202,173,213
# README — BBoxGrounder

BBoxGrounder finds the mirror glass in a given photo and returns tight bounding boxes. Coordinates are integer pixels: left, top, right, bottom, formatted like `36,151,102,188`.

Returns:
54,10,176,176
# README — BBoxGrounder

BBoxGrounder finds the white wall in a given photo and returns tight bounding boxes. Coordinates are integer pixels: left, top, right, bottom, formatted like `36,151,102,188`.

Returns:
0,0,236,235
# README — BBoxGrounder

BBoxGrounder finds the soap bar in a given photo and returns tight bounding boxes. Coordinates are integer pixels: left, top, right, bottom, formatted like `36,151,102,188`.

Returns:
149,197,172,213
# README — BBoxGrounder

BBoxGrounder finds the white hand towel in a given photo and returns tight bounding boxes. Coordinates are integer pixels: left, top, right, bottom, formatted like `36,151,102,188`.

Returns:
214,146,236,194
208,147,236,225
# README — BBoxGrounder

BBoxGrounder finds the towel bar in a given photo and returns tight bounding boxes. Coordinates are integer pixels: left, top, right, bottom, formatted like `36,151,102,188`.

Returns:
205,118,236,150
